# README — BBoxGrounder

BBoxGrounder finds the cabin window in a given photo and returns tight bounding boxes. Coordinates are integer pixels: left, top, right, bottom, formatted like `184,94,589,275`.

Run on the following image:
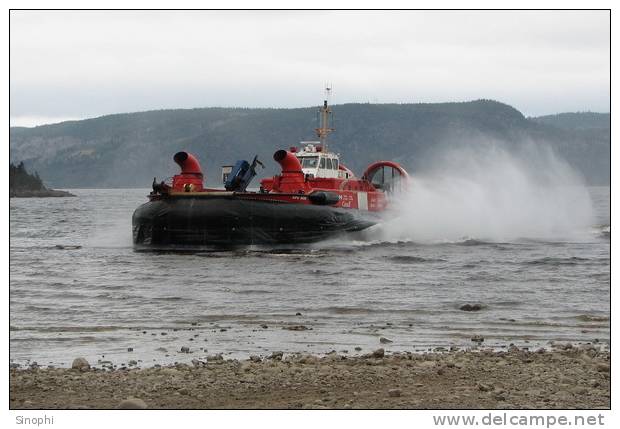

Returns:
300,156,318,168
325,158,333,169
320,158,326,168
333,159,339,170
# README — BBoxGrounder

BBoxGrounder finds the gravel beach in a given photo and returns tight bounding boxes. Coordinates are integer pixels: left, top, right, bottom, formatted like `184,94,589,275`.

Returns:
10,346,610,409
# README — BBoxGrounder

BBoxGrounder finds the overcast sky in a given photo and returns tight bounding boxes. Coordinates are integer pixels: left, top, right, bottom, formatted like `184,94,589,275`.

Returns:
10,10,610,127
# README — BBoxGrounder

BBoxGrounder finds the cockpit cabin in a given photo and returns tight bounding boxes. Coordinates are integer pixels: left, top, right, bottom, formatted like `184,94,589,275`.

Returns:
293,142,351,179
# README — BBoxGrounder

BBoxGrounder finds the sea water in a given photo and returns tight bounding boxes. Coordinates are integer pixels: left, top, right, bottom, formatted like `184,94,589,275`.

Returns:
9,184,609,368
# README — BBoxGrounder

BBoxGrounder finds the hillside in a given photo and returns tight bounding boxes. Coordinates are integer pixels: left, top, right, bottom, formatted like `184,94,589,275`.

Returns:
9,100,610,187
530,112,610,131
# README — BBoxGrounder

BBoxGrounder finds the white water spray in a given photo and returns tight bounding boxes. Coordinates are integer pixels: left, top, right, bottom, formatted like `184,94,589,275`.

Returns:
373,142,595,243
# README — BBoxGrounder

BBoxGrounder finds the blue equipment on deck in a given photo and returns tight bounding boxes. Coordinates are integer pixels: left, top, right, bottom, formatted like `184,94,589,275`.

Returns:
224,156,264,192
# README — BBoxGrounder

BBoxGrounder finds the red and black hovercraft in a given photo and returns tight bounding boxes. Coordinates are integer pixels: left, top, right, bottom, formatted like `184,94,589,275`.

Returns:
132,95,409,247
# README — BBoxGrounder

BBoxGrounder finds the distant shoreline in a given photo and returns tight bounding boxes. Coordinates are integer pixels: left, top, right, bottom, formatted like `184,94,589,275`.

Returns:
10,189,76,198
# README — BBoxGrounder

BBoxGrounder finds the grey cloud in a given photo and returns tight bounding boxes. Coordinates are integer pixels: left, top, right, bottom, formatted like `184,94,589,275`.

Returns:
10,10,610,125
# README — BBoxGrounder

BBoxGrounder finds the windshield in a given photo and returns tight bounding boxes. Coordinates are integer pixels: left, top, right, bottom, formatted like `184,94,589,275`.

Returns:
299,156,319,168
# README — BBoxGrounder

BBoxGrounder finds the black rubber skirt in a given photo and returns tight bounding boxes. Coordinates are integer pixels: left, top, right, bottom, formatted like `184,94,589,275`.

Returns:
132,196,379,246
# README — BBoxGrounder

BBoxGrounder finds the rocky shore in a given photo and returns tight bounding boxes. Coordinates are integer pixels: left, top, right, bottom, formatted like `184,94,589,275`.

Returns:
10,347,610,409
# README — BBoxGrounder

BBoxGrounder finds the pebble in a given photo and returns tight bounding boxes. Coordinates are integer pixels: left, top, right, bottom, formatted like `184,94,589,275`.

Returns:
71,358,90,371
283,325,309,331
379,337,393,344
388,388,402,397
207,353,224,361
191,359,206,367
371,348,385,358
268,351,284,360
596,363,610,372
118,398,148,409
572,387,588,396
477,383,492,392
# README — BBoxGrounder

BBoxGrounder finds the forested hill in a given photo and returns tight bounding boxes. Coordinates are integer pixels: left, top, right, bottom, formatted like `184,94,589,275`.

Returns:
9,100,610,187
530,112,610,131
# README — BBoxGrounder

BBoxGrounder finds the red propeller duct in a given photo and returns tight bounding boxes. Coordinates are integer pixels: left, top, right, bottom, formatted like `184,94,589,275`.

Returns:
273,149,303,173
173,151,203,176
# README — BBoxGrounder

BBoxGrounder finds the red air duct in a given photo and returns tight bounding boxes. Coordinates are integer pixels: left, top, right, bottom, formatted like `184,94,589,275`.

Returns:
173,151,203,176
271,149,308,193
273,150,303,173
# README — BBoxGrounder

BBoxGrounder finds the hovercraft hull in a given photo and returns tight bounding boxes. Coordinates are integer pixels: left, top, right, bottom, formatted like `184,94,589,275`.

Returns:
132,195,379,246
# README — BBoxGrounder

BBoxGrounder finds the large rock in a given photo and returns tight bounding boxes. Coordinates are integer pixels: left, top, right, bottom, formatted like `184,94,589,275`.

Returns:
118,398,148,409
71,357,90,371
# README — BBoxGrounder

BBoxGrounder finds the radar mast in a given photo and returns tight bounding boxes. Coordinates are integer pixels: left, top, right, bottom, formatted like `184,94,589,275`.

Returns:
314,84,335,151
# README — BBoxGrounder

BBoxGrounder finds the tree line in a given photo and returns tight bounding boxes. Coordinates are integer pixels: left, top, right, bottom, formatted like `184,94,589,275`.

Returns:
10,162,46,191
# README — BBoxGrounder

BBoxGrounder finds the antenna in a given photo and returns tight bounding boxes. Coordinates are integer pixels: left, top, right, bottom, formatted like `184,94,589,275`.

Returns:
315,84,335,151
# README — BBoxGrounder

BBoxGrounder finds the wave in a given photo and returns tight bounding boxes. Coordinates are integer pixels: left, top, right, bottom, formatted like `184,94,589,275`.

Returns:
594,224,610,239
386,255,446,264
575,314,609,322
232,289,274,295
10,325,135,332
317,306,433,315
524,256,591,266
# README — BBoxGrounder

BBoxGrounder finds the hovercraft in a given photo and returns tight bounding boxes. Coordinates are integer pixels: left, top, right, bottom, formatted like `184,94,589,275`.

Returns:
132,93,408,246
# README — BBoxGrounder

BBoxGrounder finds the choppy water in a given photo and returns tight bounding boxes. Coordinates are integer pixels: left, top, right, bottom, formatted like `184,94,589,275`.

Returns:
10,187,610,369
